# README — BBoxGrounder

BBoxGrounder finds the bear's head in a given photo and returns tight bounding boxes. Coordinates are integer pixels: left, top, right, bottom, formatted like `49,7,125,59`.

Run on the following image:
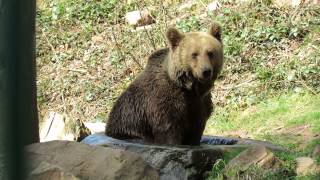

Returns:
165,22,223,92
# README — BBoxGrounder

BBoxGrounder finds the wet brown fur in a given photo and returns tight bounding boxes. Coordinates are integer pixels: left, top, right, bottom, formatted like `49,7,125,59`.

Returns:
105,23,223,145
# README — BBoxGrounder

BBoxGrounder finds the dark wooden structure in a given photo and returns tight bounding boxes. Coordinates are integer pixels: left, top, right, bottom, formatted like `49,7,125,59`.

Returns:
0,0,38,179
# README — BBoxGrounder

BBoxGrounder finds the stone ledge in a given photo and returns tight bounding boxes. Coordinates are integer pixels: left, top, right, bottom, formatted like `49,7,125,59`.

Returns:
81,134,285,180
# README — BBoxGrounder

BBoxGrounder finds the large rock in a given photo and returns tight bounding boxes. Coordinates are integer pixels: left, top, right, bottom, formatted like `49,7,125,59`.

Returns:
82,134,285,180
207,1,221,12
125,10,154,26
25,141,159,180
40,112,91,142
223,145,282,177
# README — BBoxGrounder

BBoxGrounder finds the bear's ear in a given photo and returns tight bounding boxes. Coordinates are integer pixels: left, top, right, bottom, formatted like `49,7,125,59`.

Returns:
166,27,184,49
208,22,222,42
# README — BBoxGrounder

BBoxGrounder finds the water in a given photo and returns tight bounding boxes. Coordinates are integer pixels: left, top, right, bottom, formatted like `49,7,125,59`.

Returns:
200,135,238,145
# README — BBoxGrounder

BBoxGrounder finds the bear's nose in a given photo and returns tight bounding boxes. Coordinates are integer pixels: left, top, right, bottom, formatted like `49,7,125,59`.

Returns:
202,69,212,80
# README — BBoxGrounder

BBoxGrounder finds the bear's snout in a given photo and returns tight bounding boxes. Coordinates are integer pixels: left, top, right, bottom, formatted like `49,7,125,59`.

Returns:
202,69,212,80
198,67,213,82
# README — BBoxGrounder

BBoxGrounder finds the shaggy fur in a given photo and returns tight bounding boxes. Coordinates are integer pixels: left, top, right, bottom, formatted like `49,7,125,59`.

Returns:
105,23,223,145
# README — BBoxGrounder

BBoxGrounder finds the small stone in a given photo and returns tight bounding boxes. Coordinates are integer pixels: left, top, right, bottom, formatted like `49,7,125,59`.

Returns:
273,0,302,7
40,112,68,142
207,1,221,12
40,112,91,142
72,119,91,142
287,71,296,81
91,35,104,44
311,145,320,158
273,0,320,7
84,122,106,134
223,145,280,177
257,152,282,169
295,157,319,176
125,10,154,26
225,145,268,171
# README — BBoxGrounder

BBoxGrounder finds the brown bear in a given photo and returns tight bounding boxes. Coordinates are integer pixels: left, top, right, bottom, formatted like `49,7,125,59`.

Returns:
105,23,223,145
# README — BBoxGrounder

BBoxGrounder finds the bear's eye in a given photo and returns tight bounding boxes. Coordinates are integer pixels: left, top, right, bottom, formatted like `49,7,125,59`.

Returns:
207,51,214,59
191,52,198,59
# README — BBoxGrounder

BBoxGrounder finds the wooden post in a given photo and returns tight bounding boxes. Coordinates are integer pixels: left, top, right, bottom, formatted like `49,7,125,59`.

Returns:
0,0,38,179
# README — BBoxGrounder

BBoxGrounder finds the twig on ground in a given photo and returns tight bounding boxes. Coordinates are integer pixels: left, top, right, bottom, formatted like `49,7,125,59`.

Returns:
137,3,157,51
111,27,143,69
41,29,55,52
298,80,317,95
68,68,87,74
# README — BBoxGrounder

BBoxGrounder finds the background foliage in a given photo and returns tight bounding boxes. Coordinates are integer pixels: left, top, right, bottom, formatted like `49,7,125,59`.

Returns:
36,0,319,178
